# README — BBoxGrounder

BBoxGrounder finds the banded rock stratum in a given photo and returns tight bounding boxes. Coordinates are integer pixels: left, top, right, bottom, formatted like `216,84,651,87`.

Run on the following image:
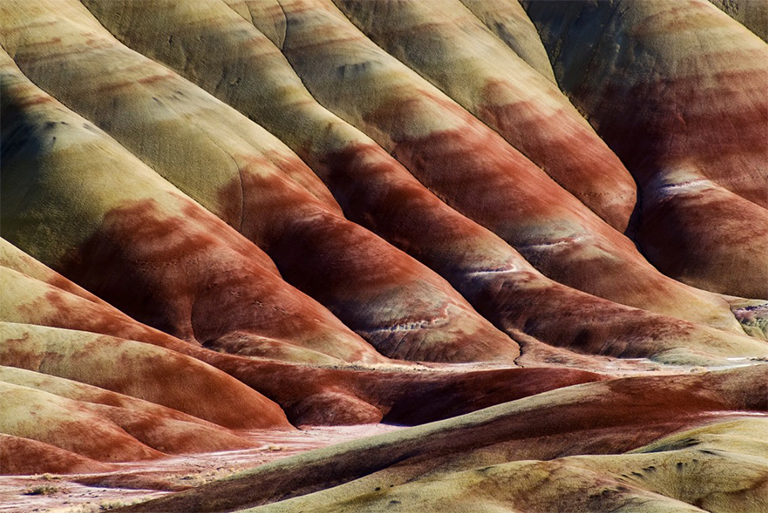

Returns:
0,1,766,512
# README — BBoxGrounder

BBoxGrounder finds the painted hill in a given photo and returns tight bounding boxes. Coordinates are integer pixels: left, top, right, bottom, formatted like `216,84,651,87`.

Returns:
1,0,766,511
117,364,768,512
523,0,768,298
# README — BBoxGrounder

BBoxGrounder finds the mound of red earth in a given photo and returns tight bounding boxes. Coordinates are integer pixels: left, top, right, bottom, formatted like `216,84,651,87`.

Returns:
523,0,768,299
1,0,766,511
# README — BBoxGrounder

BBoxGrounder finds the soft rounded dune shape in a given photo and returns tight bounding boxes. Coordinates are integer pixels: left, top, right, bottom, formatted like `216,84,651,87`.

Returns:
0,237,106,305
631,418,768,457
0,382,164,462
250,461,709,513
249,424,768,513
2,0,768,507
639,172,768,298
252,363,606,427
74,0,768,366
0,365,232,429
0,321,290,430
0,48,385,365
0,0,520,364
0,434,117,475
0,367,257,456
80,0,751,334
335,0,637,231
618,419,768,511
0,252,350,367
522,0,768,299
1,260,353,366
0,264,209,352
0,263,608,428
195,348,607,427
456,0,558,84
223,0,744,328
118,365,768,512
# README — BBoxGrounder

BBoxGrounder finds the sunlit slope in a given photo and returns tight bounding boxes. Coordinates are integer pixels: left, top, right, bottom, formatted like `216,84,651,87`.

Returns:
457,0,558,84
0,364,257,458
0,47,385,364
523,0,768,299
1,0,522,364
1,0,767,493
254,420,768,513
0,321,287,430
76,0,768,368
708,0,768,41
335,0,637,231
0,237,107,305
213,0,743,328
116,365,768,512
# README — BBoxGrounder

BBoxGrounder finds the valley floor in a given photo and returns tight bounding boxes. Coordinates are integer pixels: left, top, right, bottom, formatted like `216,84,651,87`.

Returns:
0,424,402,513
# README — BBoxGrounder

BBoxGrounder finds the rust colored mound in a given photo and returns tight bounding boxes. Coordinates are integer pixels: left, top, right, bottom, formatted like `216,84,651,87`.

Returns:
202,357,606,427
0,48,384,365
0,264,210,352
75,0,768,369
115,365,768,512
1,0,518,364
336,0,638,231
59,197,383,364
0,237,106,306
376,364,607,426
0,259,607,428
0,321,290,430
1,380,252,463
639,172,768,298
0,366,257,457
523,0,768,298
0,365,254,440
223,0,742,330
0,434,117,475
0,382,164,462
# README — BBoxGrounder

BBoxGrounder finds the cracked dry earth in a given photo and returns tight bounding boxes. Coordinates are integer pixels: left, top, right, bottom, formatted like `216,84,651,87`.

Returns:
1,0,767,512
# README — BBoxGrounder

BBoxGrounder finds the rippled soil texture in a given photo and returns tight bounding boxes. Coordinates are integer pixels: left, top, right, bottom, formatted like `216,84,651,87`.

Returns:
1,1,767,512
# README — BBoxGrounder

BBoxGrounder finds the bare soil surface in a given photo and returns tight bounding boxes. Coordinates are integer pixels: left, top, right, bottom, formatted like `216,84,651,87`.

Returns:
0,424,402,513
4,359,757,513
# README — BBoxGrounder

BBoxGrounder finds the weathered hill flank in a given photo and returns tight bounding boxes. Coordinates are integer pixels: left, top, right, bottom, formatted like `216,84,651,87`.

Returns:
523,0,768,299
1,3,767,507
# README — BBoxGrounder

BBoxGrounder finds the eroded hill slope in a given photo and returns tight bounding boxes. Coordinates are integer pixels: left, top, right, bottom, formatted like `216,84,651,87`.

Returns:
1,1,767,511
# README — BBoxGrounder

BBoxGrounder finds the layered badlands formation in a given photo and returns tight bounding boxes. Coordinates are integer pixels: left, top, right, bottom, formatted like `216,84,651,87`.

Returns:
0,0,766,512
